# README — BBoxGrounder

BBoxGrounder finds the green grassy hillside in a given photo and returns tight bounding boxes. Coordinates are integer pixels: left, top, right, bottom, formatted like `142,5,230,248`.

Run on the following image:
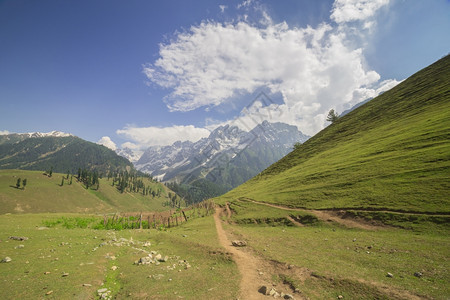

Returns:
218,55,450,213
0,169,175,214
0,136,132,174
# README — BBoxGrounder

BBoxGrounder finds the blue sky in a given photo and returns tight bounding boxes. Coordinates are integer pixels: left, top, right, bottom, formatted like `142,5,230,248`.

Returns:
0,0,449,151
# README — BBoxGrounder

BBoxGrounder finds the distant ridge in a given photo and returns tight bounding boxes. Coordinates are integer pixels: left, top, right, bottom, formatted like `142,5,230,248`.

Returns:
219,55,450,213
0,133,132,174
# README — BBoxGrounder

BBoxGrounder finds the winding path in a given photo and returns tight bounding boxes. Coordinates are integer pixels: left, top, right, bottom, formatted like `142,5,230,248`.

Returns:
214,207,268,299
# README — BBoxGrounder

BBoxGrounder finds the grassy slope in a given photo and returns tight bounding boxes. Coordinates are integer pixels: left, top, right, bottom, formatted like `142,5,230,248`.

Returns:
218,55,450,213
0,213,239,299
223,204,449,299
0,169,172,214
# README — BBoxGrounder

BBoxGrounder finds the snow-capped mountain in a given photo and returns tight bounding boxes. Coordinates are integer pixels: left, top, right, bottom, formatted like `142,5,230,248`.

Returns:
24,131,73,138
0,131,74,145
115,147,144,164
135,121,309,187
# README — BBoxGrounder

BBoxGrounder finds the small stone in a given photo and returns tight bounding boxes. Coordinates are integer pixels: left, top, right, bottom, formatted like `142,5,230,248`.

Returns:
168,278,172,282
337,296,344,299
1,257,12,263
258,271,264,275
353,238,356,242
44,272,51,275
111,266,118,271
386,272,394,278
45,290,53,295
258,286,269,295
231,240,247,247
294,288,301,293
9,236,28,241
414,272,423,278
62,272,69,277
15,244,25,249
82,283,92,287
143,241,151,247
269,288,277,296
155,254,162,261
97,288,108,293
284,294,295,299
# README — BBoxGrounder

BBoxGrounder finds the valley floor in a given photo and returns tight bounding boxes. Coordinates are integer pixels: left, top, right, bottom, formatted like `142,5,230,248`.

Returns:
0,203,448,299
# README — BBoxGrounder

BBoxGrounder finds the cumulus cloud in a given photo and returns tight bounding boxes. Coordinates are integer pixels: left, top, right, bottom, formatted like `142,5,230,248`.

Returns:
330,0,389,24
219,5,227,13
97,136,117,151
116,125,210,148
0,130,10,135
143,0,398,135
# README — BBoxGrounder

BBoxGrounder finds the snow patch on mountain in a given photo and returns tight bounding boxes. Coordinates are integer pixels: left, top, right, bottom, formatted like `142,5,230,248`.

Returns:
135,121,310,185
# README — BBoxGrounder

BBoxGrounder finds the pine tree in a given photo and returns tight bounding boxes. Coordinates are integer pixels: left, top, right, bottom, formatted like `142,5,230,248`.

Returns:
16,178,21,189
69,175,73,185
61,176,64,187
22,178,27,190
326,109,340,123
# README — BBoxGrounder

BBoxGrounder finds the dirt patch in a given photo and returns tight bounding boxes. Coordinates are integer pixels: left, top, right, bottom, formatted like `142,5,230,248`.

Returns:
214,207,308,299
243,199,381,230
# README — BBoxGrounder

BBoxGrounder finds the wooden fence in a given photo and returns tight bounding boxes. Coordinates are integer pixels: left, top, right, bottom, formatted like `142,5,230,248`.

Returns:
102,200,215,230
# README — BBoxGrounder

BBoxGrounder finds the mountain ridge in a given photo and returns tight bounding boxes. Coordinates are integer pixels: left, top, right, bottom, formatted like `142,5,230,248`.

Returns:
135,121,309,186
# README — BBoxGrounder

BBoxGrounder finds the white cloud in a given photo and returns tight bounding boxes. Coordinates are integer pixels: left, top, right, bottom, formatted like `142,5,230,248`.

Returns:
97,136,117,151
116,125,210,148
0,130,10,135
219,5,227,13
237,0,254,9
330,0,389,24
143,0,398,136
120,142,140,150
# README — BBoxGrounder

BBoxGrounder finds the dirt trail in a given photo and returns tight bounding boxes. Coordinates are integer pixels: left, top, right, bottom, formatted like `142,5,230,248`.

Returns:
214,208,267,299
243,199,380,230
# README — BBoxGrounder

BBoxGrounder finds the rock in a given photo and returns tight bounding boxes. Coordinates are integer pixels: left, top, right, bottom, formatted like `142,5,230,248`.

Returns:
294,288,301,293
155,254,162,261
9,236,28,241
97,288,108,293
386,272,394,278
1,257,11,263
269,288,277,296
232,240,247,247
352,238,356,242
414,272,423,278
161,256,169,262
284,294,295,299
137,256,153,265
44,271,51,275
111,266,118,271
62,272,69,277
143,241,151,247
15,244,25,249
337,296,344,299
45,290,53,295
258,286,269,295
82,283,92,287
